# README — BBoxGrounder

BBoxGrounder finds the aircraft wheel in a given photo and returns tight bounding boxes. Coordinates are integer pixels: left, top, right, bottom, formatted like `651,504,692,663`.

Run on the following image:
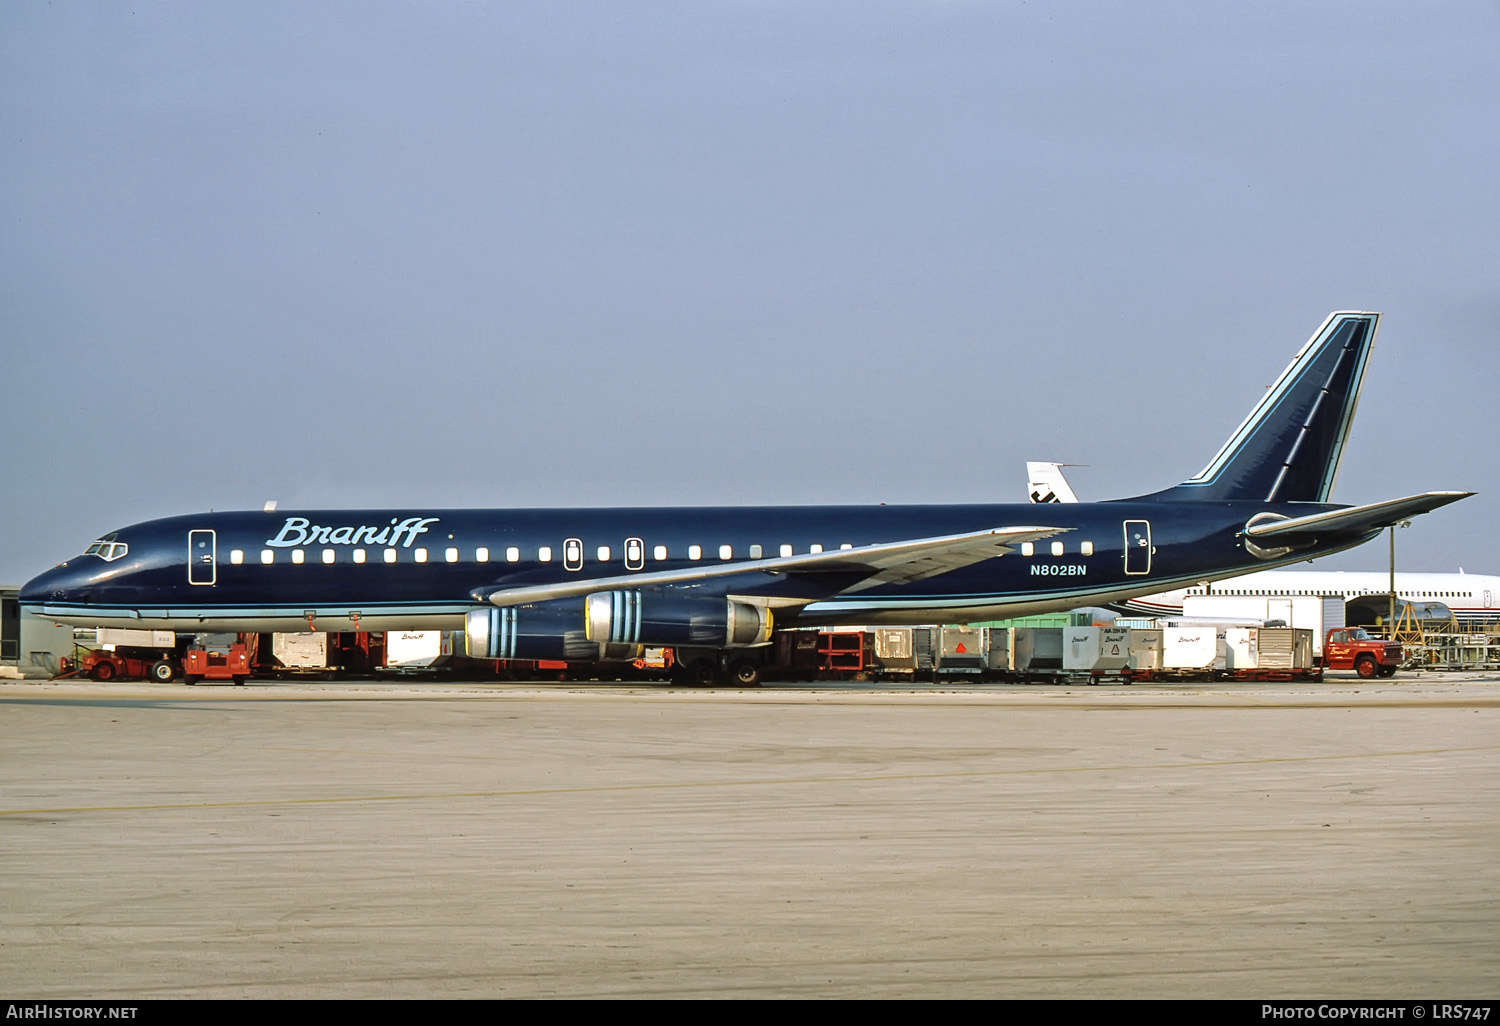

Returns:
91,660,116,682
1355,655,1378,679
685,658,717,687
729,659,761,688
150,660,176,683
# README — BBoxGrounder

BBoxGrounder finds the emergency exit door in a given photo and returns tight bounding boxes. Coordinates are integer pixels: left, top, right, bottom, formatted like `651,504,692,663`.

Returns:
188,530,216,585
1123,520,1152,575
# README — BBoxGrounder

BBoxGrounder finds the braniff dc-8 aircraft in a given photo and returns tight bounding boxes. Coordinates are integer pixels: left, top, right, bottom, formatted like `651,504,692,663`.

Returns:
21,312,1472,684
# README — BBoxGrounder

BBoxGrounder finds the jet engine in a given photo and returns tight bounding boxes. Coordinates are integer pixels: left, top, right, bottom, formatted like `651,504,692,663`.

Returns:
583,590,772,648
464,603,640,662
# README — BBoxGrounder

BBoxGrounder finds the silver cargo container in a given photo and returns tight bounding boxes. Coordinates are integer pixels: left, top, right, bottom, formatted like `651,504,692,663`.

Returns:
983,627,1011,671
874,628,916,673
937,626,984,671
1254,627,1315,670
1013,627,1063,671
272,632,329,670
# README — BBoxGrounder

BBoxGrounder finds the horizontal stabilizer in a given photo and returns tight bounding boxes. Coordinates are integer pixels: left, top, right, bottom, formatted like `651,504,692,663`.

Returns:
472,525,1069,607
1244,491,1473,541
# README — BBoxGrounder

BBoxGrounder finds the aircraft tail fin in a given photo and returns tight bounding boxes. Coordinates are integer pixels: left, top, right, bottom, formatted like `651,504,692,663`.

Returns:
1146,311,1380,503
1027,462,1080,504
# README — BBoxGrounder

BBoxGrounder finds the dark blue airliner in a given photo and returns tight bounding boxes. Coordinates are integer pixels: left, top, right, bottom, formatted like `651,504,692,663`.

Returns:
21,312,1469,683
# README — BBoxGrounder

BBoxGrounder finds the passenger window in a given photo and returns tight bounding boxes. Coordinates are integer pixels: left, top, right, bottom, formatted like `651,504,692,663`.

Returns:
230,550,244,565
780,544,792,558
261,549,274,565
445,548,458,563
840,543,852,550
292,549,305,564
1020,543,1034,557
1081,541,1094,556
353,549,367,564
414,548,428,563
384,548,397,563
476,547,490,563
1050,541,1064,557
322,549,335,564
504,547,519,562
688,545,702,560
750,545,762,559
810,544,823,554
538,546,552,562
719,545,732,560
597,545,611,562
653,545,668,561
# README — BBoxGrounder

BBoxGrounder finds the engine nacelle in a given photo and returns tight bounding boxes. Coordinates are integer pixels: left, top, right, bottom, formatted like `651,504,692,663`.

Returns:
584,590,772,648
465,604,641,662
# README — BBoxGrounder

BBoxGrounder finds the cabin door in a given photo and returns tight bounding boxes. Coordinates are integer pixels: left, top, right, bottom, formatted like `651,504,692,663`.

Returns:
1123,520,1152,576
188,530,217,586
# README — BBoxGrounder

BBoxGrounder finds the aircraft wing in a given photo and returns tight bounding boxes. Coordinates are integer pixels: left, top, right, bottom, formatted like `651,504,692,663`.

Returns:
470,525,1070,607
1243,491,1474,541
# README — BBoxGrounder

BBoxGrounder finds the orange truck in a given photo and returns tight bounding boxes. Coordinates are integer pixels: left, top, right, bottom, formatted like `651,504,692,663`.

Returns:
1323,627,1403,677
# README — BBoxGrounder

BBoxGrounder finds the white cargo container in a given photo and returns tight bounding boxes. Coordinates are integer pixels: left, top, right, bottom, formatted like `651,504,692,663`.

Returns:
1182,594,1343,657
272,632,329,670
386,630,453,669
97,628,176,650
1162,626,1225,670
1222,627,1260,669
1127,629,1164,671
1062,626,1132,671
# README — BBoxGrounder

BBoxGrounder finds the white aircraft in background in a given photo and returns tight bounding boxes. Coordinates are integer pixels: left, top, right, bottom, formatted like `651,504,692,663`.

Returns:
1025,462,1498,623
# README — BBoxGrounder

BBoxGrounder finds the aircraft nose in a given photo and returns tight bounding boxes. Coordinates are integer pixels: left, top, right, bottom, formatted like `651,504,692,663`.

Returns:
19,564,85,605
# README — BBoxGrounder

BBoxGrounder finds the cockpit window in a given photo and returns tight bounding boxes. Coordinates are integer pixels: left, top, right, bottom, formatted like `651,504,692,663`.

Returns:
84,538,129,562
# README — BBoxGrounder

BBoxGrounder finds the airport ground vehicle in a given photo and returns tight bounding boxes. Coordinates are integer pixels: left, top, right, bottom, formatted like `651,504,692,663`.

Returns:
181,640,252,684
1322,627,1402,677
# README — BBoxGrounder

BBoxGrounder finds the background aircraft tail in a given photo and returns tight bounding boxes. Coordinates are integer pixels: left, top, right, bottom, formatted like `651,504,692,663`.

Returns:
1144,311,1379,504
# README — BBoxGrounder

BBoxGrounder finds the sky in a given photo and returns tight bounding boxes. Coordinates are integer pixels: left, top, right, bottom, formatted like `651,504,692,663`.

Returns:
3,2,1498,586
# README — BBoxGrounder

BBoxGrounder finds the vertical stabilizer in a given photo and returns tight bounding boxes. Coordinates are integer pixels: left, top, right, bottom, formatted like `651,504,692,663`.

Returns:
1149,312,1379,503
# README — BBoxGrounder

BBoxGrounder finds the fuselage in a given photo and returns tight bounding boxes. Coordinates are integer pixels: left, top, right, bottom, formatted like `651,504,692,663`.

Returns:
20,501,1371,634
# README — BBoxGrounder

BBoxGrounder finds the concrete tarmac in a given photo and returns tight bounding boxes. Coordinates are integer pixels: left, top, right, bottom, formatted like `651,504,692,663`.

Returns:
1,674,1497,999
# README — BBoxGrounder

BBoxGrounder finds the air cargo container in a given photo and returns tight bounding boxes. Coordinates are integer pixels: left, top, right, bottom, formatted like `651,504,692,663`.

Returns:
1253,628,1316,671
937,626,985,674
1012,627,1064,672
1062,626,1132,672
984,627,1011,672
874,628,916,674
272,632,329,670
385,630,454,670
1162,626,1225,671
1127,629,1164,672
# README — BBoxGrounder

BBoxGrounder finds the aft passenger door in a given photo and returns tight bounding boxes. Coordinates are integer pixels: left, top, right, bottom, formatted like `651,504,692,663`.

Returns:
1123,520,1152,576
188,529,216,585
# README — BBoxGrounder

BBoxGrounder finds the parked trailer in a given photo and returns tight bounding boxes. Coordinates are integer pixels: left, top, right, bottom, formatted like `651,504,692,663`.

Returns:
1183,594,1344,659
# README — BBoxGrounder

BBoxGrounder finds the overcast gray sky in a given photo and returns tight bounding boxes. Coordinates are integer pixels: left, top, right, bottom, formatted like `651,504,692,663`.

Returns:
3,2,1497,586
